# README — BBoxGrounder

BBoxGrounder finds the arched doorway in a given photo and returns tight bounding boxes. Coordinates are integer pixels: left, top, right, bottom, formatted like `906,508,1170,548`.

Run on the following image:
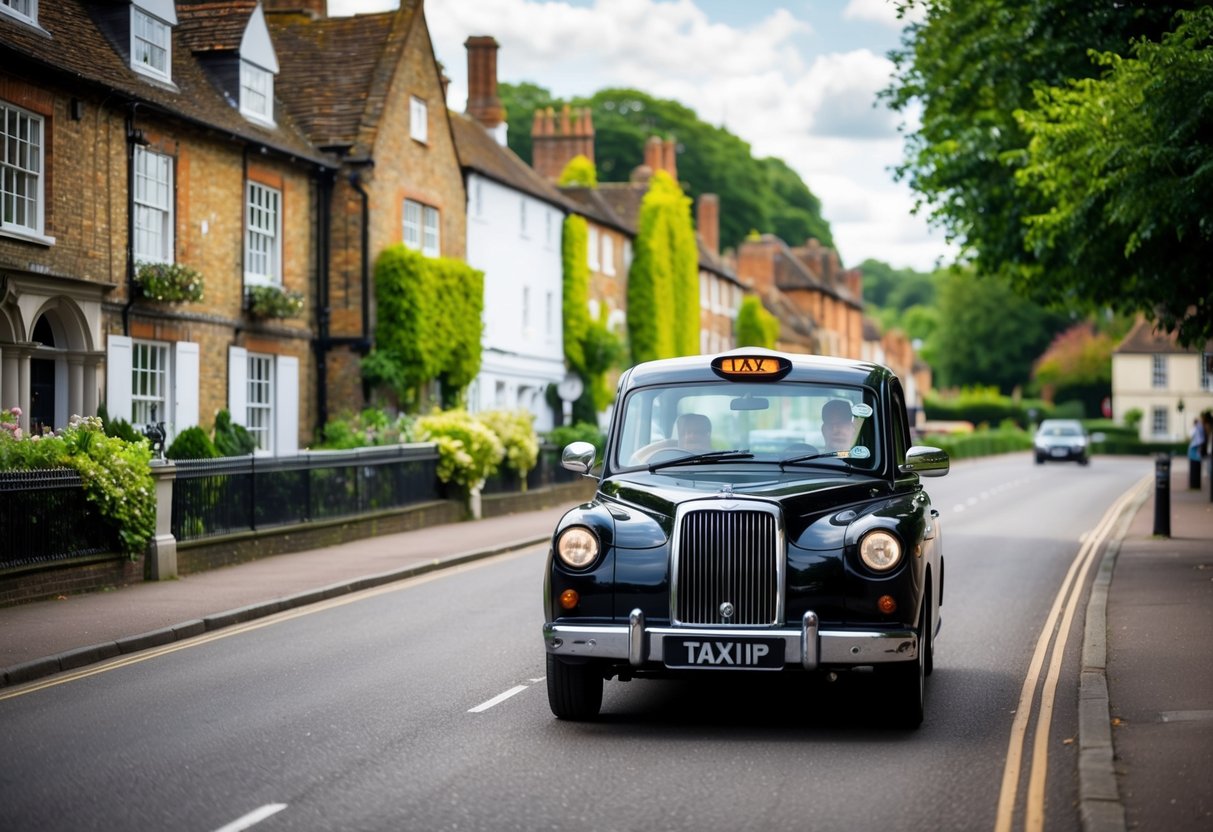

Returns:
30,317,56,434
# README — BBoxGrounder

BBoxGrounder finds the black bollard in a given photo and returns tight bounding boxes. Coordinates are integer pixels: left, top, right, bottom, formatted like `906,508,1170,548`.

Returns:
1153,453,1171,537
1191,455,1202,490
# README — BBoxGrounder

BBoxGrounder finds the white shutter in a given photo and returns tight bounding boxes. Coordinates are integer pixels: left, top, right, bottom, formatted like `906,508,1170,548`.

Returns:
275,354,299,454
106,335,133,422
174,341,200,432
228,346,248,425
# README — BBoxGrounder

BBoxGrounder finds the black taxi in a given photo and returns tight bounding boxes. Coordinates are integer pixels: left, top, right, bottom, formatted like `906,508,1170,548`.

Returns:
544,348,949,727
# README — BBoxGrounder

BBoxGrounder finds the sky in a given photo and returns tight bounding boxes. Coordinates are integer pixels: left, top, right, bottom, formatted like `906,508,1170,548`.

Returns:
327,0,956,273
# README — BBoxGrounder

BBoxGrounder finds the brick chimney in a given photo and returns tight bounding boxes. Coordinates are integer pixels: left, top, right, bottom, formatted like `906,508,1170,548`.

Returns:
465,36,506,139
532,104,595,181
262,0,327,18
697,193,719,257
736,235,780,298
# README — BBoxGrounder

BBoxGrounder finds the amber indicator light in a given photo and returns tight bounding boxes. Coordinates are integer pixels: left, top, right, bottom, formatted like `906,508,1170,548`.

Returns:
560,589,580,610
711,355,792,381
878,595,897,614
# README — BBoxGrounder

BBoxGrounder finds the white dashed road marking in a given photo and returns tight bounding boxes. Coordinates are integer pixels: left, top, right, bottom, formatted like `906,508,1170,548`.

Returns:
213,804,287,832
469,684,530,713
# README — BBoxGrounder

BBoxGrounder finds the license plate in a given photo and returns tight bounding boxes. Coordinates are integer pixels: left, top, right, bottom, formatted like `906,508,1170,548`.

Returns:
1051,448,1067,456
664,636,785,669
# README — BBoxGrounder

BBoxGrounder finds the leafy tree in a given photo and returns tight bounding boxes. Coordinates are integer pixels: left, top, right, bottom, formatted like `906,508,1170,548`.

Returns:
627,171,698,363
1014,6,1213,345
496,81,559,166
924,267,1068,393
735,295,780,348
1030,323,1115,415
558,155,598,187
885,1,1196,335
581,310,625,413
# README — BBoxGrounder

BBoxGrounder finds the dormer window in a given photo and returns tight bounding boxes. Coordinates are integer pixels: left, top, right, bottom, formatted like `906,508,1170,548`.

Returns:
131,6,171,81
0,0,37,26
240,60,274,125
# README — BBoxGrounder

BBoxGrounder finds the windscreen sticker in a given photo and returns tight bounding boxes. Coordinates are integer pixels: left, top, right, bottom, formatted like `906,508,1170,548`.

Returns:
852,403,873,418
849,446,871,459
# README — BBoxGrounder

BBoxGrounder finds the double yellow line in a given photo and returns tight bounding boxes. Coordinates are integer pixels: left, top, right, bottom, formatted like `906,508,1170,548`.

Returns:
994,474,1149,832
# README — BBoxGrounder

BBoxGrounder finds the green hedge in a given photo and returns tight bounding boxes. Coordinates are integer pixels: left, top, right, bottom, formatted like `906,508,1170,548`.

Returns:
924,427,1034,460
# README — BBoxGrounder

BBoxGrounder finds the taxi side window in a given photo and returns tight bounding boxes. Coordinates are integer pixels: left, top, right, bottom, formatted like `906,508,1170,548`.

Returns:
890,385,911,465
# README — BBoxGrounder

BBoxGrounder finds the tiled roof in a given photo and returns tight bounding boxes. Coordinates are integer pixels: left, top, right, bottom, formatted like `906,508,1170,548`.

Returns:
1114,318,1213,354
449,112,570,210
266,1,418,154
176,0,257,54
596,184,645,234
559,187,630,234
0,0,324,164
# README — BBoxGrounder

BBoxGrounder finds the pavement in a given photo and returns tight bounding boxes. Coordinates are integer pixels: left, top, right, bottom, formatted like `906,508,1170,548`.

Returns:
1,459,1211,831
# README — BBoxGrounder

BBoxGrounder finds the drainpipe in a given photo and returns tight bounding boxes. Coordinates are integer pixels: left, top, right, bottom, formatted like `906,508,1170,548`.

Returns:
315,167,334,432
349,165,372,346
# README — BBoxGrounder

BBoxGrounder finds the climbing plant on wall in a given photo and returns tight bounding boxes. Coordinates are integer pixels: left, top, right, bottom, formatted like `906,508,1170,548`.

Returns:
364,245,484,411
734,295,780,349
627,170,698,364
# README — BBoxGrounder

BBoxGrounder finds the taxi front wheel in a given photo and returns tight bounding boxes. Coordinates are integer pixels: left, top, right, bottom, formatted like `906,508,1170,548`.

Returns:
547,654,604,720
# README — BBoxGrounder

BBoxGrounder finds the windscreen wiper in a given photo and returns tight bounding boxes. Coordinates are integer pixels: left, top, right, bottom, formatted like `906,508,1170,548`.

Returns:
647,449,754,472
778,450,853,471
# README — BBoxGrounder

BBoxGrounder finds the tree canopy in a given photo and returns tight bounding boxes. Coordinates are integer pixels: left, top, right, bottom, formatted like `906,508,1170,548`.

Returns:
498,83,834,255
886,1,1209,344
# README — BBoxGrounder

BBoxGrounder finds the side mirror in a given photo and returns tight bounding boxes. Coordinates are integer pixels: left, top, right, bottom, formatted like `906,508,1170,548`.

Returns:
900,445,949,477
561,441,597,477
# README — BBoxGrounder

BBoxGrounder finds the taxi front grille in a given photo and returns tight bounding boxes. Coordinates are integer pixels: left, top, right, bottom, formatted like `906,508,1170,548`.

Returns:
673,508,779,626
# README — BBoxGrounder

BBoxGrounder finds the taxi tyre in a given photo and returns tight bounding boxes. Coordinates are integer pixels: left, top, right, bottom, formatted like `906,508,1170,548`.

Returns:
923,584,935,677
546,654,604,720
882,599,927,729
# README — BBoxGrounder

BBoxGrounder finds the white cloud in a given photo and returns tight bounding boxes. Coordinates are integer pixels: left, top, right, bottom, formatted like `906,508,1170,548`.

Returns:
332,0,954,271
842,0,925,28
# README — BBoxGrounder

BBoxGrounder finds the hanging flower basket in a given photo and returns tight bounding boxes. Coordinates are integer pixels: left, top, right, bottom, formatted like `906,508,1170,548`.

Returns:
246,284,305,319
135,262,204,303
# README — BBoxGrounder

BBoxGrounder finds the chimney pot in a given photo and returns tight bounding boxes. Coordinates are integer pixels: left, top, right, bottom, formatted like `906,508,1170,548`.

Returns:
465,36,506,129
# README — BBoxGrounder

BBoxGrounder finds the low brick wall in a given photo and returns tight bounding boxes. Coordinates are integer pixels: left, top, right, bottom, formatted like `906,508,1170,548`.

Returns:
0,554,146,608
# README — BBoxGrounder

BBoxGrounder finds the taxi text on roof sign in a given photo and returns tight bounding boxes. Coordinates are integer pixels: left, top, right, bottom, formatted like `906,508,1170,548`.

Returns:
711,354,792,381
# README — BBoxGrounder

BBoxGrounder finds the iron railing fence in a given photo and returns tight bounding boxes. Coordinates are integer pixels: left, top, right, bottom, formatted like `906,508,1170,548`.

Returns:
480,445,582,495
0,468,120,569
2,442,579,562
171,444,441,542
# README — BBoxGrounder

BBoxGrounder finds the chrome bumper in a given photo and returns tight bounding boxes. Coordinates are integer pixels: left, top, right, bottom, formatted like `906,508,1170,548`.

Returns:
544,609,917,670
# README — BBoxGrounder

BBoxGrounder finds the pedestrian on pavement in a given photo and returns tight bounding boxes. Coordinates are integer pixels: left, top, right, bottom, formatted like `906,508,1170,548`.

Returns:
1189,418,1206,461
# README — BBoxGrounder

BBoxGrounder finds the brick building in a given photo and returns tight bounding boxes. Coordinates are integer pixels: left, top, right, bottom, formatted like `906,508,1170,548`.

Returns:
0,0,326,452
266,0,465,424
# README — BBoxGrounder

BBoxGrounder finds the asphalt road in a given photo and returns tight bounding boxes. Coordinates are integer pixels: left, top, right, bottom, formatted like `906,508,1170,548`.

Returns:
0,453,1151,832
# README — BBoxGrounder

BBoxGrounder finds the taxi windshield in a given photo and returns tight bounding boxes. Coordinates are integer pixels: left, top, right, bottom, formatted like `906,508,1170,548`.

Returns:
614,381,880,470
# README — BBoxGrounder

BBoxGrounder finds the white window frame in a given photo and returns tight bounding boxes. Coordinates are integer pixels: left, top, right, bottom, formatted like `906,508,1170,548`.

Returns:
403,199,421,250
131,6,171,81
133,146,173,264
588,226,600,270
520,199,528,237
422,206,439,256
1202,355,1211,391
0,0,37,25
546,290,555,339
246,352,275,452
410,96,428,143
245,181,281,285
1151,406,1168,437
131,340,170,428
602,234,615,276
1152,355,1167,389
240,60,275,125
0,102,50,242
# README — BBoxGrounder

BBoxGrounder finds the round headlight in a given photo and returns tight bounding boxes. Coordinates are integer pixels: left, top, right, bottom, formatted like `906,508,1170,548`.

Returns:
557,526,599,569
859,530,902,572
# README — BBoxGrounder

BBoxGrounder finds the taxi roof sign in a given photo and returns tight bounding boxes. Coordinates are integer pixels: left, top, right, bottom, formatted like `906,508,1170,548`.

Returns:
711,354,792,381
